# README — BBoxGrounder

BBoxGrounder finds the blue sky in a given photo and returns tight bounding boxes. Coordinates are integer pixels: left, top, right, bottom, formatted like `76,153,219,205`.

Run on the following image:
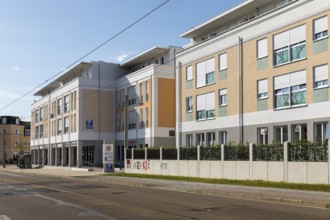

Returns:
0,0,243,120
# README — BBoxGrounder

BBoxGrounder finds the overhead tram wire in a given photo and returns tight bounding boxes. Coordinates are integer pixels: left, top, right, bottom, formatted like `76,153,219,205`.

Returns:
0,0,170,114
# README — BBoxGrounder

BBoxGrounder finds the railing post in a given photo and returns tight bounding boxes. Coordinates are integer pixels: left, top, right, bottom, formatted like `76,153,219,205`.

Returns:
197,145,201,178
160,147,163,160
284,141,290,183
221,144,225,179
132,148,135,160
249,143,255,180
177,146,181,176
145,148,148,160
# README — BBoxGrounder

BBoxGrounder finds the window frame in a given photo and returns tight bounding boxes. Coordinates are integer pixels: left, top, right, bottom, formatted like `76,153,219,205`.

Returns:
219,89,227,106
186,97,193,112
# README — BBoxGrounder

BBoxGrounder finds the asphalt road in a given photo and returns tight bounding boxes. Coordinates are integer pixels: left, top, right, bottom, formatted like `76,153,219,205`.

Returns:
0,171,329,220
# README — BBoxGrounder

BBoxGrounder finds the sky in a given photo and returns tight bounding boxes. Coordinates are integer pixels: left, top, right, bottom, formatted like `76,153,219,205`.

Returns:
0,0,244,120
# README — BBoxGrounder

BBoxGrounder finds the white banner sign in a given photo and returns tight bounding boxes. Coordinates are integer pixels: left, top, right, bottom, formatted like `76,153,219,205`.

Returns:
103,144,114,164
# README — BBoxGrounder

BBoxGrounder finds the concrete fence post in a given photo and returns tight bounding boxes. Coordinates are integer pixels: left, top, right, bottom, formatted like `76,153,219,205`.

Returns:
177,146,181,176
249,143,255,180
132,148,135,160
145,148,148,160
284,141,290,183
197,145,201,178
160,147,163,161
221,144,225,179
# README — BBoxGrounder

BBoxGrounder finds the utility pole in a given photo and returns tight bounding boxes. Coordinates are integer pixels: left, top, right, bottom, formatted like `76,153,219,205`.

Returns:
2,129,5,168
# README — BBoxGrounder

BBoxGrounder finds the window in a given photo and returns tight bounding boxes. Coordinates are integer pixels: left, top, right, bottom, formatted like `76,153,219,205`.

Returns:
35,126,39,139
274,70,306,108
40,107,44,121
315,122,329,142
57,98,63,114
64,95,69,112
186,97,193,112
257,38,267,59
139,109,144,128
128,111,136,130
219,131,227,145
274,126,288,144
16,129,20,135
145,81,149,101
196,133,205,146
186,66,193,81
116,114,121,131
57,119,62,135
35,109,39,123
314,64,328,88
257,128,268,144
219,53,227,71
273,25,306,65
186,134,193,147
257,79,268,99
219,89,227,106
139,83,143,103
196,58,215,87
64,117,69,134
292,124,307,143
145,107,149,128
40,125,43,138
206,132,215,147
196,92,215,120
127,86,136,106
314,16,328,41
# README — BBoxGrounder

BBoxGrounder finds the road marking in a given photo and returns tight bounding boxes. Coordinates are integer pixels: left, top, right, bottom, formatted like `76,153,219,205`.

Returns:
0,215,11,220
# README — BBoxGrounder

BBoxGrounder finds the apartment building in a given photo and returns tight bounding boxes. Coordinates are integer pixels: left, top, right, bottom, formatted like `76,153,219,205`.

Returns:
31,61,127,167
0,116,30,163
115,46,180,160
176,0,330,147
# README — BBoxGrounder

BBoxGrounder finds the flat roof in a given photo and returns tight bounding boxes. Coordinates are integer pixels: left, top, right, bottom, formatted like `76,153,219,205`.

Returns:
181,0,275,39
120,46,170,68
33,62,92,96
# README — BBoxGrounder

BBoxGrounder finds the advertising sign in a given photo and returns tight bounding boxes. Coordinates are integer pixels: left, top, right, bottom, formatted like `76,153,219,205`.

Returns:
103,144,114,164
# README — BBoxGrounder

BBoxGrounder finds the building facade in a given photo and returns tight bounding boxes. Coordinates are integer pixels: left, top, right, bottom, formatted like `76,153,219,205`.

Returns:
176,0,330,147
30,61,127,167
115,46,180,161
30,46,180,167
0,116,30,163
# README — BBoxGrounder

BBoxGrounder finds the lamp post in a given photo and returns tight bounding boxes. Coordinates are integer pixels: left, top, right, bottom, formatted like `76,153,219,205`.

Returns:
2,129,5,168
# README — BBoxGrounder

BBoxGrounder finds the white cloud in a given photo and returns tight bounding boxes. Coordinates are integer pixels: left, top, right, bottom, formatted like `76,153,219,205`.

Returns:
114,51,133,63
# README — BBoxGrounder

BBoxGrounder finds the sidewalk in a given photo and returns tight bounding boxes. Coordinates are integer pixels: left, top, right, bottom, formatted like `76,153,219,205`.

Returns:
1,165,330,210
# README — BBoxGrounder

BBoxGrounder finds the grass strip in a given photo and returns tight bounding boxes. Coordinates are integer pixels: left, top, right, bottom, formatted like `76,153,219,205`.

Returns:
103,173,330,192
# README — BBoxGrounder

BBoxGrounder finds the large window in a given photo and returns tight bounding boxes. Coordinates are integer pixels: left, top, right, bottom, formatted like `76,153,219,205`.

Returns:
257,79,268,99
196,58,215,87
145,81,149,101
313,16,328,41
186,134,193,147
57,119,62,135
35,109,39,123
127,86,136,106
145,107,149,128
64,95,69,112
257,38,267,59
315,122,329,142
196,92,215,120
57,98,63,114
292,124,307,143
314,64,328,89
40,107,44,121
196,133,205,146
139,83,143,103
274,126,288,144
64,117,69,133
206,132,215,147
274,70,306,109
219,131,227,145
128,111,137,130
139,109,144,128
219,53,227,71
219,89,227,106
186,97,193,112
273,25,306,65
186,66,193,81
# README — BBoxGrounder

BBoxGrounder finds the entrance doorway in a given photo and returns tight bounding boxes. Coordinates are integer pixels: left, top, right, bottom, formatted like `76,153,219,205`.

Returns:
82,146,94,167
